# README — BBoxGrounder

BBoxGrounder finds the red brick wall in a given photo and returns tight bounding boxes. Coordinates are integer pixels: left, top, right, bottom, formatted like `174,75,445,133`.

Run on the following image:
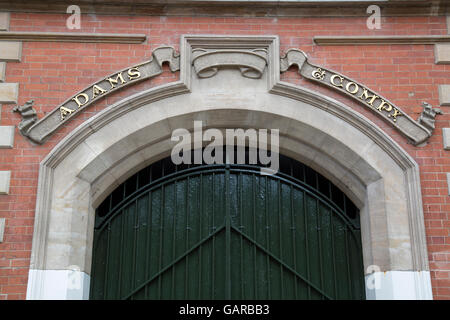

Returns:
0,12,449,299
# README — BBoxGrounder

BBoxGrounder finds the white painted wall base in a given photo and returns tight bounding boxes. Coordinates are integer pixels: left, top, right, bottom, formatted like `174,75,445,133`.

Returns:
26,269,432,300
26,269,90,300
365,271,433,300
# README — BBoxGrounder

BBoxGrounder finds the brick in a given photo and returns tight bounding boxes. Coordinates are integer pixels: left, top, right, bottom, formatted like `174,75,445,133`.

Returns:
4,294,25,300
10,259,30,267
436,287,450,296
434,271,450,279
427,228,449,237
1,251,30,260
0,259,10,267
7,276,28,285
0,285,25,294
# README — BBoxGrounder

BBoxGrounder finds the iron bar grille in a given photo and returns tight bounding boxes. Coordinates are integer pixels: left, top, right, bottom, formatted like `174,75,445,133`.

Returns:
90,148,365,300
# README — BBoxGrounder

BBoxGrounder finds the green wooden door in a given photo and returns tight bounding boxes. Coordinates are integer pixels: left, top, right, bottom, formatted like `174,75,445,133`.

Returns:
90,157,365,300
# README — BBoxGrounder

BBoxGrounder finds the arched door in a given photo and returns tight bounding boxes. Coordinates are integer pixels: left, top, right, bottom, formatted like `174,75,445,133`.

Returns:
90,153,365,300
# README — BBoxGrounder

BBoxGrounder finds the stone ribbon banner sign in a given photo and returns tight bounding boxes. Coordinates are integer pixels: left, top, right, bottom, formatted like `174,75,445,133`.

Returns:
280,49,433,146
16,46,180,144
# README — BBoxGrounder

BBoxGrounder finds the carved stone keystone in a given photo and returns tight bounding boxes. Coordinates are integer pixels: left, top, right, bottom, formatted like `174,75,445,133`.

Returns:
192,49,268,79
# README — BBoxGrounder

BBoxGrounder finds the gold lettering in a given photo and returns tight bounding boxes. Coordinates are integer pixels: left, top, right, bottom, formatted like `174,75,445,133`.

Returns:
345,82,359,94
72,93,89,108
392,108,402,122
359,88,379,106
376,100,392,113
92,85,107,98
60,106,74,121
312,68,326,81
107,72,126,88
127,67,141,80
330,74,344,88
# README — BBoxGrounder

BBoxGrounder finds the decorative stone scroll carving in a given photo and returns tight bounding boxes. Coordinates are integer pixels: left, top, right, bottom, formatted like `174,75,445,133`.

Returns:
17,46,180,144
13,99,38,136
280,49,438,146
192,49,268,79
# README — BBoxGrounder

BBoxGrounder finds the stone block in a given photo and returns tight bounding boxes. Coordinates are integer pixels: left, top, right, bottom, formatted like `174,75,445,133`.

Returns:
0,12,9,31
448,173,450,196
0,62,5,82
447,15,450,34
439,85,450,106
0,83,18,104
0,125,14,148
0,170,11,194
0,41,22,62
0,218,4,243
443,128,450,150
435,43,450,64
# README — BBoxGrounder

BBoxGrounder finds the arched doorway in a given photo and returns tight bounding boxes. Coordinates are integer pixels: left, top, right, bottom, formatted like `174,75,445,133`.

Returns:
89,151,365,299
26,36,431,300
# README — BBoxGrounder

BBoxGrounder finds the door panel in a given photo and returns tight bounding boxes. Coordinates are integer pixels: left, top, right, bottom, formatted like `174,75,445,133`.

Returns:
90,163,365,300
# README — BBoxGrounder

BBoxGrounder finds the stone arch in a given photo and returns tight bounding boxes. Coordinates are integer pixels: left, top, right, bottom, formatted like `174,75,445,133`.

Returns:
26,35,431,300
